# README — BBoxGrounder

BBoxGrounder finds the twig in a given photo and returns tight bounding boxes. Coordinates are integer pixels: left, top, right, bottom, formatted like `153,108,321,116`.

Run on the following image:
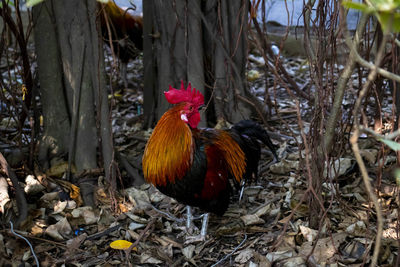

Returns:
324,13,368,154
9,221,40,267
210,234,247,267
86,223,123,241
126,218,156,255
346,38,400,84
150,204,185,223
359,125,400,140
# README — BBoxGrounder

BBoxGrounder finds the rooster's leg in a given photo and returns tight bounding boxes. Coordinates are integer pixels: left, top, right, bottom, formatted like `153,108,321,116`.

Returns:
239,179,246,202
200,213,209,238
186,205,193,229
185,213,209,244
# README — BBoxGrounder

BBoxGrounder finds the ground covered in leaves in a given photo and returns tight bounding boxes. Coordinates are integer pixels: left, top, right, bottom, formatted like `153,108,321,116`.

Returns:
1,47,400,266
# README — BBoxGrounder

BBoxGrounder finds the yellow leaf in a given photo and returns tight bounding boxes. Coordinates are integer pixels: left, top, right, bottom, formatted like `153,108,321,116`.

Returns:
110,240,135,250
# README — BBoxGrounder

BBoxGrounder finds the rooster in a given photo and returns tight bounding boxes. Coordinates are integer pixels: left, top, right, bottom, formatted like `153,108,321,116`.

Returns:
99,1,143,88
142,82,277,240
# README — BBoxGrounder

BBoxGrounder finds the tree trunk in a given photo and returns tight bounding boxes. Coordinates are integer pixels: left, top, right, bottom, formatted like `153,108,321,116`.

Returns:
33,3,70,168
33,0,114,206
143,0,251,127
143,0,155,128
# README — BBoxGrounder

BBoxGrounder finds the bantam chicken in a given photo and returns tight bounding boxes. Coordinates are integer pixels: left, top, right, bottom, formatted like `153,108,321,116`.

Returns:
99,1,143,87
142,82,277,240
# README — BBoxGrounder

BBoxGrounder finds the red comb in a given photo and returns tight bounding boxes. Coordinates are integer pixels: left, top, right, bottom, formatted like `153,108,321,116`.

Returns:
164,81,204,106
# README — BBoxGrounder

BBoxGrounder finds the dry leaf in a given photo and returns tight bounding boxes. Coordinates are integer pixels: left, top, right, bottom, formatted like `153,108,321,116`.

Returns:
300,232,347,262
24,175,45,195
182,245,195,259
140,252,163,264
53,201,68,214
266,250,296,262
0,177,10,214
71,206,98,225
299,225,318,242
235,249,254,264
125,186,150,208
269,159,299,174
45,217,72,241
241,214,265,225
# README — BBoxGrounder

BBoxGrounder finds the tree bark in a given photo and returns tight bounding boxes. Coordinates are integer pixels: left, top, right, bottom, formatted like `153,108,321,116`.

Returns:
143,0,156,128
33,3,70,168
143,0,251,127
33,0,112,206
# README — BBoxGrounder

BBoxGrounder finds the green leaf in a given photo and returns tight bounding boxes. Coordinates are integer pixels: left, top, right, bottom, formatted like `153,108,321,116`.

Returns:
25,0,45,7
377,11,400,32
377,12,393,31
342,1,373,13
393,13,400,32
394,168,400,186
379,138,400,151
0,0,15,8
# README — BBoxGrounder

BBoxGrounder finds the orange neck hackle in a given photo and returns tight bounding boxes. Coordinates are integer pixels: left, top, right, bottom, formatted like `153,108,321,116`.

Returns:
142,103,194,186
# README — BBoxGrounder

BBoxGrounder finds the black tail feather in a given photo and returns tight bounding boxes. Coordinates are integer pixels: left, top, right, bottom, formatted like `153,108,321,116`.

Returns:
232,120,278,159
230,120,278,184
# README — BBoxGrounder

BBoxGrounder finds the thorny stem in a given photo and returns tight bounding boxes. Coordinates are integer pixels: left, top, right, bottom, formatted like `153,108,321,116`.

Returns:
303,0,317,61
360,125,400,140
324,13,368,153
125,218,156,264
349,44,400,83
349,17,387,267
211,234,247,267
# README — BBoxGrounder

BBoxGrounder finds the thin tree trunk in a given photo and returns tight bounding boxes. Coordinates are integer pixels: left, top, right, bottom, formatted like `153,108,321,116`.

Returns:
143,0,156,128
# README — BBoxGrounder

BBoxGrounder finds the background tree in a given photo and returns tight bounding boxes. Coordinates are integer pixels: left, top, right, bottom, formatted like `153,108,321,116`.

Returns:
143,0,260,128
32,0,115,206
